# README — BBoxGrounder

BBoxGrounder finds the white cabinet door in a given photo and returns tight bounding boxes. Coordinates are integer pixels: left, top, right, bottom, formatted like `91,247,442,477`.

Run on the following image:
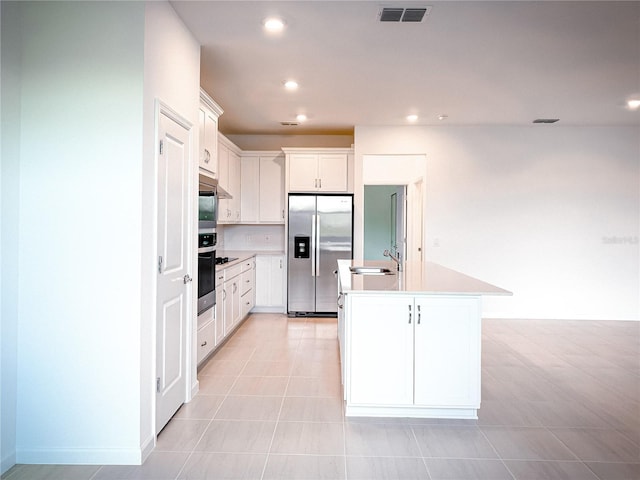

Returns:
414,297,481,407
199,108,218,176
218,143,231,222
317,154,347,192
348,295,414,406
288,154,318,191
255,255,284,307
240,156,259,223
259,154,284,222
228,150,241,222
215,281,224,345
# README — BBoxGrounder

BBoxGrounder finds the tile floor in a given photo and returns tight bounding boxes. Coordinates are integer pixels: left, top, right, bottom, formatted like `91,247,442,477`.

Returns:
3,315,639,480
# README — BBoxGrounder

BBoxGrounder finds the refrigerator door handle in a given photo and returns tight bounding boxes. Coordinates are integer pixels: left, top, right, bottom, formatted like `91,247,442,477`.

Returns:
315,213,321,277
311,214,316,277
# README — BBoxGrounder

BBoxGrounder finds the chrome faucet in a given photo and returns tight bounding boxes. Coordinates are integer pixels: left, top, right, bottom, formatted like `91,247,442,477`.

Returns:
383,249,402,271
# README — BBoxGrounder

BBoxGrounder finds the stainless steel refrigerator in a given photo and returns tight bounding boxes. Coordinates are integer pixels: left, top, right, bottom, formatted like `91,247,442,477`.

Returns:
288,194,353,315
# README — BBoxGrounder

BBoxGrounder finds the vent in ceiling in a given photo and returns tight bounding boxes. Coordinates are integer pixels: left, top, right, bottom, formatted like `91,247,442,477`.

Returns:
379,6,431,23
533,118,560,124
280,121,299,126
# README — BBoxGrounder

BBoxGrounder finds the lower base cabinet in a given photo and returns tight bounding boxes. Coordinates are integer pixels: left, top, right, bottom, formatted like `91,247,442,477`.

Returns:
197,256,255,367
254,254,284,311
344,293,481,417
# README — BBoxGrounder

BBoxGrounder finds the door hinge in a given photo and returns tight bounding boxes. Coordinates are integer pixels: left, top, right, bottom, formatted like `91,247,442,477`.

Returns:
158,256,163,273
159,140,164,155
156,377,161,393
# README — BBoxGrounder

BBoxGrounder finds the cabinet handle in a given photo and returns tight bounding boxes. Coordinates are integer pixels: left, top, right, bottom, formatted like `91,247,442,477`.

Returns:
408,304,412,324
223,289,227,300
337,293,343,309
279,259,282,269
233,283,237,293
417,305,421,324
319,178,322,188
201,341,207,347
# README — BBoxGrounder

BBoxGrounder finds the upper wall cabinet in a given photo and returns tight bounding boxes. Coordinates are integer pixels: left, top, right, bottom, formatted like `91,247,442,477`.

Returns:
241,152,285,223
199,89,223,177
218,134,242,224
284,148,353,193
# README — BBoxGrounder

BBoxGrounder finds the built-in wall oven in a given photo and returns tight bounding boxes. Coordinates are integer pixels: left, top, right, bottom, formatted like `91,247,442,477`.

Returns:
198,174,218,314
198,233,216,314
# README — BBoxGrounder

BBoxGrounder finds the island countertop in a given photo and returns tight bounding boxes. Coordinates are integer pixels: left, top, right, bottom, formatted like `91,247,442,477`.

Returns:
337,259,512,296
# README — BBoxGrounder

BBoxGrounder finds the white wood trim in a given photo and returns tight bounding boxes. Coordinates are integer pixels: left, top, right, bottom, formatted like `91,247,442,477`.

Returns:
199,88,223,117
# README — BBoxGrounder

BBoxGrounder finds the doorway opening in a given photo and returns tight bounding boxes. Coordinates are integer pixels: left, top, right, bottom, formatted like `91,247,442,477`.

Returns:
363,185,405,261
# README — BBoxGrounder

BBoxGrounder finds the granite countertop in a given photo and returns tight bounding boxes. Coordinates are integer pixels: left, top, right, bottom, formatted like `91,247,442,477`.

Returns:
338,259,512,296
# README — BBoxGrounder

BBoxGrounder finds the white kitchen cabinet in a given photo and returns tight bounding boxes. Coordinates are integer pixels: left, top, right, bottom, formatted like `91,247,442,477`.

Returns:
218,134,242,224
196,307,216,366
240,259,255,318
348,295,414,406
223,263,242,334
414,297,480,407
198,89,223,176
284,148,351,192
254,255,285,311
344,292,481,414
240,152,285,223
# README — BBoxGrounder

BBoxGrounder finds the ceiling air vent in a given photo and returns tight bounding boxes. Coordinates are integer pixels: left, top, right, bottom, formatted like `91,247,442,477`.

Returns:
280,121,299,126
379,6,431,23
533,118,559,124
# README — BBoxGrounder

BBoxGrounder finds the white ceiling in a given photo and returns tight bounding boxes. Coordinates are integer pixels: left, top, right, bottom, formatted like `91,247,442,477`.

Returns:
170,0,640,136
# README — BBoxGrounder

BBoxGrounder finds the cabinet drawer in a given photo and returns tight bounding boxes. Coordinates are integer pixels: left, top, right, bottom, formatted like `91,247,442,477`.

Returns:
215,271,225,287
241,289,254,318
197,307,214,331
197,321,215,365
241,259,253,272
241,270,253,295
224,263,242,281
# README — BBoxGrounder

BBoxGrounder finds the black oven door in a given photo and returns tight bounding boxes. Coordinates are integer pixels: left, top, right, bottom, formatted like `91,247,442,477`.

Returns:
198,245,216,314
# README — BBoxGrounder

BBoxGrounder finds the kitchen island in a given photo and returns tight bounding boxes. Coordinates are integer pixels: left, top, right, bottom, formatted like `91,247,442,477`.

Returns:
337,259,511,419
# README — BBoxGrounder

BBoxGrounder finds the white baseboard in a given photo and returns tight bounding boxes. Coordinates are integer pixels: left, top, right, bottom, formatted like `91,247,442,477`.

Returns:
16,447,144,465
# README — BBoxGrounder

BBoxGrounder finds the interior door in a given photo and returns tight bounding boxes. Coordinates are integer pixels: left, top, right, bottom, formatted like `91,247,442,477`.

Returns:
156,110,191,433
407,178,424,262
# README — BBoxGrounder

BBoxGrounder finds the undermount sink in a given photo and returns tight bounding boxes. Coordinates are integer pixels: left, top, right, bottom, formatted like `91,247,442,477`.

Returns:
350,266,395,275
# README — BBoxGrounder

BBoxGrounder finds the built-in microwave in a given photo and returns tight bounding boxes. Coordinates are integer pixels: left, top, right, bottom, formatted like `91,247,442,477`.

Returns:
199,174,218,231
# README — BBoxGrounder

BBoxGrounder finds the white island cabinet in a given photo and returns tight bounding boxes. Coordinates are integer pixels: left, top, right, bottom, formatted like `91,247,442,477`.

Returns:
338,260,510,419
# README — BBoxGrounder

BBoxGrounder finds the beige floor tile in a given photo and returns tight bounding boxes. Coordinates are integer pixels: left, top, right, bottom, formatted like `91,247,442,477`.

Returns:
549,428,640,463
198,359,248,376
285,376,342,398
413,425,498,459
93,452,189,480
263,454,345,480
503,460,600,480
346,456,428,480
279,396,343,422
270,422,345,455
241,360,294,376
155,419,210,452
177,452,266,480
214,395,283,421
481,426,578,461
173,394,225,420
194,420,276,453
425,458,513,480
196,374,237,395
2,464,101,480
345,422,421,457
584,461,640,480
229,376,289,396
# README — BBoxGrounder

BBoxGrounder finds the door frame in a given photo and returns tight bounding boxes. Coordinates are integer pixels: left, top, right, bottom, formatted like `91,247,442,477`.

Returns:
152,99,196,437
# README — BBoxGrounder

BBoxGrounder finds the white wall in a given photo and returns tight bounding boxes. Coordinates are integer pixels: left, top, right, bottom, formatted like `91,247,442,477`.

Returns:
0,0,199,469
9,1,146,465
355,125,639,321
226,134,353,151
142,0,201,457
1,1,21,473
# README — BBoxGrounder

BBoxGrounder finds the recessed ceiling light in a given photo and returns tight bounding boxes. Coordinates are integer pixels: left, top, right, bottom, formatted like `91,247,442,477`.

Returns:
284,80,298,90
627,99,640,110
296,114,307,122
406,114,418,122
438,114,448,121
264,17,285,33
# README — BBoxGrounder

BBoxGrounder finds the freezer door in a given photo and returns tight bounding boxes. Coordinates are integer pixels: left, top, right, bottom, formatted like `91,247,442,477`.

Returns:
287,195,316,313
316,195,353,313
